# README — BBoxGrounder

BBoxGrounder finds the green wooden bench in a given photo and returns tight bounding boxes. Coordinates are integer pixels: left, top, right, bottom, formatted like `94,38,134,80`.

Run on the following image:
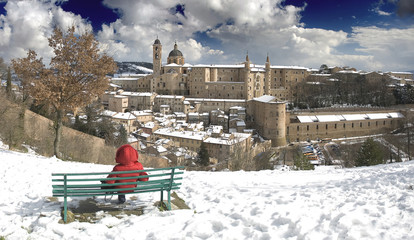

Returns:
52,166,184,223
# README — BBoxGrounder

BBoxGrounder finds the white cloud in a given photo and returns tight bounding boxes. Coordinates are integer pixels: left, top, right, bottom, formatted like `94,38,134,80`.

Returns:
349,26,414,71
377,10,392,16
182,39,223,62
0,0,92,63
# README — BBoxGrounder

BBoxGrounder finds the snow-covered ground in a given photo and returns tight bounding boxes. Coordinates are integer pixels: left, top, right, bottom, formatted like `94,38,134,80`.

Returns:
1,143,414,240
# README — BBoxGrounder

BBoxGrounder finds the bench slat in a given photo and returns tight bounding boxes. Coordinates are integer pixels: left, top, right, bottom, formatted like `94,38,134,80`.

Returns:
52,183,181,196
52,172,183,182
52,167,185,176
52,186,182,198
52,177,183,189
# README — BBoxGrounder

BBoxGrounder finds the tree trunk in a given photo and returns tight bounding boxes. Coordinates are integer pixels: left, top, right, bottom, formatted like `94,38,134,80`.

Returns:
6,67,11,97
54,109,63,158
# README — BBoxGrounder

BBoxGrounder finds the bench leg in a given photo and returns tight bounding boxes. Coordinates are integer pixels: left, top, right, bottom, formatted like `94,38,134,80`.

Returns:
64,174,68,223
64,196,67,223
160,191,164,208
167,191,171,210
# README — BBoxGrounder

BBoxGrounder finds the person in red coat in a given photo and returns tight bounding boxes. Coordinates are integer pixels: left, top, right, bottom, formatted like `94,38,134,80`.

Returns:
106,144,148,203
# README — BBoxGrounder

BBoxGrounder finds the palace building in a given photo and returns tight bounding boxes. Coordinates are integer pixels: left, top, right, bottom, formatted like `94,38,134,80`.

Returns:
115,38,310,102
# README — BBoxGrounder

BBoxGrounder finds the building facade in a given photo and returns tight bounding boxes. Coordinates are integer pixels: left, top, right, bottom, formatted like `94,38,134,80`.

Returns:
247,95,406,146
113,38,312,102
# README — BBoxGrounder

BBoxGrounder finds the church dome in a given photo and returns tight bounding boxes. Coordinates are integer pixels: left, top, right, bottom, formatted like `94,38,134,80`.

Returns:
154,39,161,44
168,43,183,57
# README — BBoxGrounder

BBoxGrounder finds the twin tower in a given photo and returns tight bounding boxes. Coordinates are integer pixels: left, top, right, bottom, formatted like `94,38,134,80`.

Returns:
152,38,184,77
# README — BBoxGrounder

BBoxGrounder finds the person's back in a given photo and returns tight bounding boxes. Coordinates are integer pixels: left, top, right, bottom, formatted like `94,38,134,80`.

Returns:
106,144,148,203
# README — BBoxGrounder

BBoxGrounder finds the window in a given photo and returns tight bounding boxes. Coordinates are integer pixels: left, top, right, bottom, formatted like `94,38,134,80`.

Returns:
360,122,362,127
326,124,328,130
307,125,309,131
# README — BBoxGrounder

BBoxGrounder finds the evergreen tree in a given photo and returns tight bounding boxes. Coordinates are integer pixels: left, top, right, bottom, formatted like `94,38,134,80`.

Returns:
6,67,12,97
294,151,314,170
197,142,210,166
116,125,128,147
355,138,384,167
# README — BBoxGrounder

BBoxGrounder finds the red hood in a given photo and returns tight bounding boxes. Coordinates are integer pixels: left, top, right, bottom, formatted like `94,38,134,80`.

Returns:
115,144,138,165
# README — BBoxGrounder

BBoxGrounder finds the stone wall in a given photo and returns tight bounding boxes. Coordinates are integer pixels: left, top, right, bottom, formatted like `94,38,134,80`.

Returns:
24,110,117,164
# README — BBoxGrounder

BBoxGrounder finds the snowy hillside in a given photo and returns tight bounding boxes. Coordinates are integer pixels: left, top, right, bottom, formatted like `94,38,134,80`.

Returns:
116,62,153,75
0,143,414,239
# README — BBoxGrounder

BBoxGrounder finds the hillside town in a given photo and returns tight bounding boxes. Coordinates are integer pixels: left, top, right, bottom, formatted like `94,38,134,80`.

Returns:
91,38,414,168
2,37,413,169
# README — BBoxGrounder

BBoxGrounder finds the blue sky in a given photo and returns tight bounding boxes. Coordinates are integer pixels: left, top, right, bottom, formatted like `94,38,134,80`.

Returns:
0,0,413,71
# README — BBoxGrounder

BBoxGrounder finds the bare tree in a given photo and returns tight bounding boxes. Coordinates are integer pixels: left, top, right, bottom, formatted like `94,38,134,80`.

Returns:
12,26,117,157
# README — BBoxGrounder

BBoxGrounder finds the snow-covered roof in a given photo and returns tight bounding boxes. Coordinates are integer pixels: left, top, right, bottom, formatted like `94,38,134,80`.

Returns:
229,106,246,110
316,115,345,122
165,63,181,67
388,71,413,75
337,70,360,74
342,114,369,121
111,77,140,81
297,112,404,123
270,65,308,70
120,92,153,97
112,112,136,120
101,110,117,117
131,111,152,116
143,122,155,128
253,95,276,103
236,121,246,127
174,112,186,118
388,112,404,118
185,98,246,103
251,67,266,72
155,95,184,99
140,132,150,138
154,128,207,141
297,116,313,123
192,64,245,68
127,136,138,143
203,132,250,145
157,146,168,153
114,95,128,99
212,125,223,134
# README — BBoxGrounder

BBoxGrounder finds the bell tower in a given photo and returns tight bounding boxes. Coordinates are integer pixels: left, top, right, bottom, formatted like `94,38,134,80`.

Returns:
153,38,162,76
